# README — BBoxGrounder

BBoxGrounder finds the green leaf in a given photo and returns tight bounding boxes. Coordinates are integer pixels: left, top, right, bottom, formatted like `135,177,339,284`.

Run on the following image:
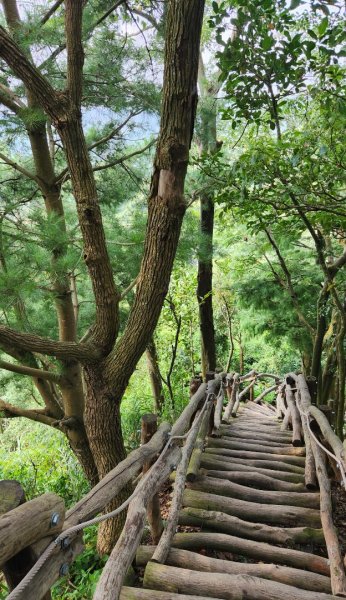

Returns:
318,17,328,37
261,35,274,51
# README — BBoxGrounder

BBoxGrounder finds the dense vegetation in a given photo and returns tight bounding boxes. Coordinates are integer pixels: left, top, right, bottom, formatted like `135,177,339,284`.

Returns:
0,0,345,597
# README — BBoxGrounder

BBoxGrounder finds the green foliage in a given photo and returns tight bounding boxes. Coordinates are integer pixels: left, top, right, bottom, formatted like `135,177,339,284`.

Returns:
0,419,88,504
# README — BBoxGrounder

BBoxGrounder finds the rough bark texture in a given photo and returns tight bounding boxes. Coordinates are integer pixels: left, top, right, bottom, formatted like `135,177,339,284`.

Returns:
143,562,336,600
146,339,165,413
196,54,217,376
136,546,331,593
178,507,324,546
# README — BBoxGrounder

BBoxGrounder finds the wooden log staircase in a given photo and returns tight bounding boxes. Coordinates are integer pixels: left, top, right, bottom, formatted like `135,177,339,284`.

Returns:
1,372,346,599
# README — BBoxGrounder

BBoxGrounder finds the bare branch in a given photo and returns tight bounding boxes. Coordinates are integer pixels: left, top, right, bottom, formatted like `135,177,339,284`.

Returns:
328,249,346,278
88,111,143,152
0,82,26,113
40,0,64,25
120,276,138,300
0,152,38,182
38,1,125,72
92,139,155,173
0,398,56,426
0,358,62,383
55,138,156,183
93,0,125,29
130,7,160,30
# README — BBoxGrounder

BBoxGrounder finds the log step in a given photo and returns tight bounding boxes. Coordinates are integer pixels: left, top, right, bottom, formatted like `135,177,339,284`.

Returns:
143,563,336,600
205,444,306,466
171,531,329,574
178,507,325,546
200,455,306,483
136,401,339,600
204,450,306,473
182,489,321,527
136,546,331,593
188,475,320,508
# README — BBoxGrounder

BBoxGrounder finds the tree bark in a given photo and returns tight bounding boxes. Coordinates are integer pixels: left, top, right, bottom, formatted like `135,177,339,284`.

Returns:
196,54,217,377
146,338,165,413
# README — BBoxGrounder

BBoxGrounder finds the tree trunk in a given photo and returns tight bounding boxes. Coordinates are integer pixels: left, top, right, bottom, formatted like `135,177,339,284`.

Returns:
197,193,216,377
146,338,165,413
196,54,217,377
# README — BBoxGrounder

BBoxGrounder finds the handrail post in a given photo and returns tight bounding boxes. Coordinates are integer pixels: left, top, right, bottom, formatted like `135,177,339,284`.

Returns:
141,414,164,544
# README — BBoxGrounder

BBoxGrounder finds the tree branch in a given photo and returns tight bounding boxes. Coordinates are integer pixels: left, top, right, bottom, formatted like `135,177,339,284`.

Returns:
264,227,315,338
37,1,125,72
0,398,57,426
92,139,156,173
130,7,160,30
93,0,125,28
0,152,39,182
0,325,99,362
55,138,155,184
120,276,138,300
40,0,64,25
0,358,62,383
0,25,64,121
328,249,346,278
88,110,143,152
0,82,26,113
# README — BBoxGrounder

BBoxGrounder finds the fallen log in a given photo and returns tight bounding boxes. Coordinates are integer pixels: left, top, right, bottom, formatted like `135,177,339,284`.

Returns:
207,436,305,456
178,506,325,546
200,454,305,482
182,489,321,527
137,546,330,593
188,475,320,508
143,562,336,600
204,447,306,469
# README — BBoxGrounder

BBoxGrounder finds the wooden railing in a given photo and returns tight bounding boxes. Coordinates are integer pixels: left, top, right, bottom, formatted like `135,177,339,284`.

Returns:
0,375,221,600
1,369,345,599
